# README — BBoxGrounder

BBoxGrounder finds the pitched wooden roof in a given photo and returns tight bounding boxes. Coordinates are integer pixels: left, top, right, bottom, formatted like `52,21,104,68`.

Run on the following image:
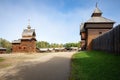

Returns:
12,39,21,44
80,23,85,32
86,16,115,23
0,47,6,50
93,7,102,13
22,25,36,37
21,38,36,41
86,7,115,23
91,7,102,17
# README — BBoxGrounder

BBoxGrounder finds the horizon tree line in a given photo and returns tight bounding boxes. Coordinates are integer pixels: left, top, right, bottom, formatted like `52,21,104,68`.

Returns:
0,38,81,53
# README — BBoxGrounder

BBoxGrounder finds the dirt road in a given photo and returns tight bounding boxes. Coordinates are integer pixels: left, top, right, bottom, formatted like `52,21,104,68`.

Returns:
0,52,75,80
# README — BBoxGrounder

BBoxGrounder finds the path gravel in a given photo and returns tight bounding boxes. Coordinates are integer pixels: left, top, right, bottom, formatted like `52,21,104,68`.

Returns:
0,52,75,80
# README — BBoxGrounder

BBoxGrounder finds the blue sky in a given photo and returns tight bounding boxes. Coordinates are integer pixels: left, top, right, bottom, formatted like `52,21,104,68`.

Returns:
0,0,120,44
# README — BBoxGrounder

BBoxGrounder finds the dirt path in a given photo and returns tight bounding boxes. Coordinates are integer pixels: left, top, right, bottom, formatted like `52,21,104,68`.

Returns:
0,52,75,80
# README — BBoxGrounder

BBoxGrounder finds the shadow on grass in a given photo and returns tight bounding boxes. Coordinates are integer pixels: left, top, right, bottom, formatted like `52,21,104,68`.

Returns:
70,51,120,80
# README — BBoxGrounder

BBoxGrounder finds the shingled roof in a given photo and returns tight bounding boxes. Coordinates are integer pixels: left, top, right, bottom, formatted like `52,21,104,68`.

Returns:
91,7,102,17
80,23,85,32
86,17,115,23
12,24,36,43
12,39,21,44
86,7,115,23
22,25,36,37
0,47,6,50
93,7,102,13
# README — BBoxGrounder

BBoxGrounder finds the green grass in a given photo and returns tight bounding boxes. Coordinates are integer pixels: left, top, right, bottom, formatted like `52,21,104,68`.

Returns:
0,57,5,62
70,51,120,80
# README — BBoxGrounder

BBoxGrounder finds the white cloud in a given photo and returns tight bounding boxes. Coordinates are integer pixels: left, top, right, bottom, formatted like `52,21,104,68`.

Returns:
0,0,93,43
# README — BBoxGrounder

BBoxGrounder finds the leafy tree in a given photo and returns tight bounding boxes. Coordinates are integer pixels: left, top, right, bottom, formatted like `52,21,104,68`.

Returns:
0,38,12,53
59,44,63,48
36,41,50,48
77,41,81,48
36,41,81,49
64,42,81,48
36,41,64,48
50,43,63,48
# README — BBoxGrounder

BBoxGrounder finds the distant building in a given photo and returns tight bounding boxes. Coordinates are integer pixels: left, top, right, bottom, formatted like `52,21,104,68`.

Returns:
39,48,49,53
80,5,115,50
0,47,6,54
38,48,66,53
54,48,66,52
12,24,36,53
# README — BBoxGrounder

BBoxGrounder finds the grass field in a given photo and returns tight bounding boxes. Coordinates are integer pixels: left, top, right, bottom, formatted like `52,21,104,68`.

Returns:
0,57,4,62
70,51,120,80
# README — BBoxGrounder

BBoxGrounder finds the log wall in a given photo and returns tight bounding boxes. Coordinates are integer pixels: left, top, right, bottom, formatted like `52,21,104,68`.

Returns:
92,24,120,55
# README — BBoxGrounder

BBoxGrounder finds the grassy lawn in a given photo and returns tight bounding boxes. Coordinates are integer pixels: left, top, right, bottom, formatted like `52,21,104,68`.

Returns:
70,51,120,80
0,57,4,62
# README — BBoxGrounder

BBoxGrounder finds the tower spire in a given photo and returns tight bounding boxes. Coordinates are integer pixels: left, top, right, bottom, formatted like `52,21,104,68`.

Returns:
96,2,98,8
28,19,30,25
91,2,102,17
27,19,31,29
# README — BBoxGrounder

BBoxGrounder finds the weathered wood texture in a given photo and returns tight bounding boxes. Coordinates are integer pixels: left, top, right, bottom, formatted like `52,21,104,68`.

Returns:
80,40,86,50
92,24,120,55
87,29,110,50
0,50,6,54
12,39,36,53
81,32,86,40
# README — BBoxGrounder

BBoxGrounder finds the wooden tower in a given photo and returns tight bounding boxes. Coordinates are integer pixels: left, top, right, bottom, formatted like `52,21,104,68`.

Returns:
80,5,115,50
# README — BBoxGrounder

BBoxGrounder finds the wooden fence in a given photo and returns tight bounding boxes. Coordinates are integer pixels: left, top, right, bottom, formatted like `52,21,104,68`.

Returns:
92,24,120,55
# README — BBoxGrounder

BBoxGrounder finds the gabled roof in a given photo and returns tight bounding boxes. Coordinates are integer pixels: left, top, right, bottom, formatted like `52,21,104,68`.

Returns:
12,39,21,44
39,48,49,51
94,7,102,13
86,16,115,23
22,29,35,37
86,6,115,23
22,25,36,37
80,23,85,32
0,47,6,50
21,37,36,41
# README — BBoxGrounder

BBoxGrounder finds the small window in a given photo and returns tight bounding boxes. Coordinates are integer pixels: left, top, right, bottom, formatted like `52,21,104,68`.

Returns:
19,47,21,49
99,32,102,34
24,47,26,49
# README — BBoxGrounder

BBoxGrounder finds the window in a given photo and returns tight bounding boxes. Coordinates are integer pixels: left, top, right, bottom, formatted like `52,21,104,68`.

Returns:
24,47,26,49
99,32,102,34
19,47,21,49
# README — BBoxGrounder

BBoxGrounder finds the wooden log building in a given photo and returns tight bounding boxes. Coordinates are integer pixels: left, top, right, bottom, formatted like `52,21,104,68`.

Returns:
12,24,36,53
0,47,6,54
80,5,115,50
